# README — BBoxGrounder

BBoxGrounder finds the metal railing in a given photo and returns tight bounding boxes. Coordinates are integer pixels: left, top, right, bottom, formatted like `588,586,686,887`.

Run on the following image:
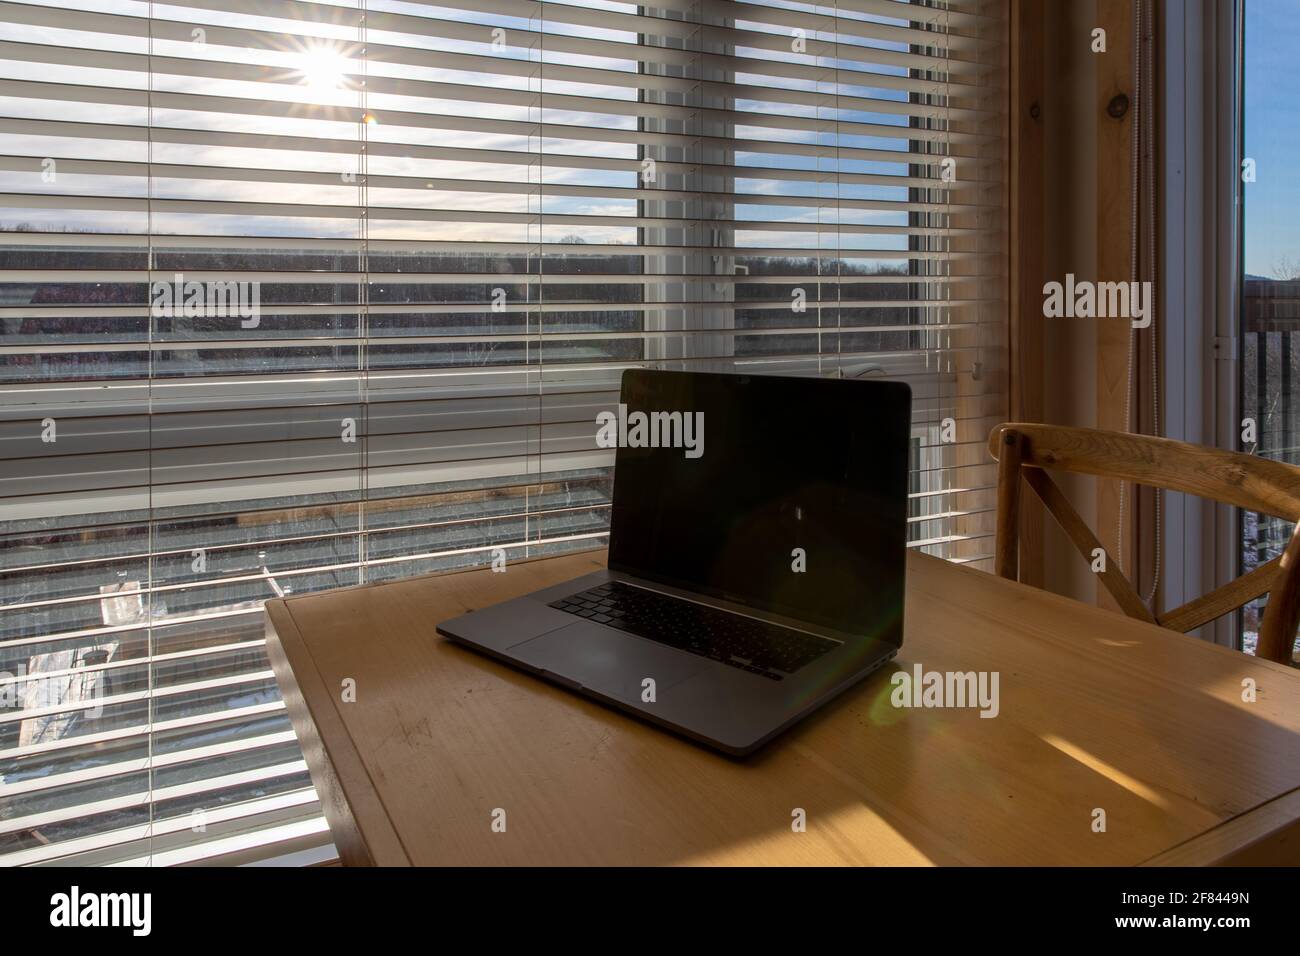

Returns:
1239,278,1300,654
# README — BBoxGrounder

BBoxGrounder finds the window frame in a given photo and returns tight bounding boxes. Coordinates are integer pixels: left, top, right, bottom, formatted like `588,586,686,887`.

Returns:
1160,0,1242,649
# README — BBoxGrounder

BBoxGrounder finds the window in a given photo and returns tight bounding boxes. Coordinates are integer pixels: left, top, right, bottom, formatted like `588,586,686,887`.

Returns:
0,0,1007,865
1240,0,1300,657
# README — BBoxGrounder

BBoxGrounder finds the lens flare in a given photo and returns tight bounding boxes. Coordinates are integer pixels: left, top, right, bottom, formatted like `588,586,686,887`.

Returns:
298,45,350,91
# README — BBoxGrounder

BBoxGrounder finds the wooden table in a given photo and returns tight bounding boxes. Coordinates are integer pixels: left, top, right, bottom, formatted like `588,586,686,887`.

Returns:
264,549,1300,866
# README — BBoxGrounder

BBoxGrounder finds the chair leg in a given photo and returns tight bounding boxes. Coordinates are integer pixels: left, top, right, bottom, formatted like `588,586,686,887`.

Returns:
994,428,1023,581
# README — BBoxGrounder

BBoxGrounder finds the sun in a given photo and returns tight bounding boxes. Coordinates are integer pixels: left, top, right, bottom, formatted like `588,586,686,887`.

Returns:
298,44,351,91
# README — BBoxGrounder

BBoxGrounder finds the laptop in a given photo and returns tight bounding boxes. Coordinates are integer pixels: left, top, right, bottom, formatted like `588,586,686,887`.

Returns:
437,369,911,755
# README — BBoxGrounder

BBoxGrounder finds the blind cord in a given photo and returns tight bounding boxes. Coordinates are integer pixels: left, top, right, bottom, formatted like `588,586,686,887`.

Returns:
145,0,155,868
358,2,370,584
1143,0,1160,605
1117,0,1161,607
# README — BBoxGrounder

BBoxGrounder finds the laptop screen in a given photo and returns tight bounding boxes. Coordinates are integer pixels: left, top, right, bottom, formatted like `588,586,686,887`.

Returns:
607,369,910,642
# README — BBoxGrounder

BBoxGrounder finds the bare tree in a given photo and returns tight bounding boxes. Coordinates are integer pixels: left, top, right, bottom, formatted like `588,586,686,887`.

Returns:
1272,255,1300,280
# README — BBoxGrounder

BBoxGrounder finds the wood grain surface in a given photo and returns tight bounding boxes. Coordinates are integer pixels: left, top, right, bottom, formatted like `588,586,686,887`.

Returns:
265,549,1300,866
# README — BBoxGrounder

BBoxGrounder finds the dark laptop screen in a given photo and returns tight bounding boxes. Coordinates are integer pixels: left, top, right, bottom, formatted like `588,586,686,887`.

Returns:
608,369,910,642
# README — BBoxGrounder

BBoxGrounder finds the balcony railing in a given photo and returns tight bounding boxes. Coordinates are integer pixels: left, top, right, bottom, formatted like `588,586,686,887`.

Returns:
1240,277,1300,655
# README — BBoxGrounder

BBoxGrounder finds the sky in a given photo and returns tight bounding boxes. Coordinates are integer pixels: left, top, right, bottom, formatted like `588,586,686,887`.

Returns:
1244,0,1300,278
0,0,923,254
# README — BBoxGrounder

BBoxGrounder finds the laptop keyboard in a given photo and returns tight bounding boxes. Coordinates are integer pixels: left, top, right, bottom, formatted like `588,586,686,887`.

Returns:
548,581,838,680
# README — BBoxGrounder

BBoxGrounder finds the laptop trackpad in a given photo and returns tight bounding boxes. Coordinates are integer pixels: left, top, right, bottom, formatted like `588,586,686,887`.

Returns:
510,620,703,703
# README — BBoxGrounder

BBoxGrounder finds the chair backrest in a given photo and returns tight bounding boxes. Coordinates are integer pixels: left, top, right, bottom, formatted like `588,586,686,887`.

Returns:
988,422,1300,665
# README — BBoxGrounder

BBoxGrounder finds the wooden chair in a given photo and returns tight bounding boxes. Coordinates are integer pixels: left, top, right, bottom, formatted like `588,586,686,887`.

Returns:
988,422,1300,665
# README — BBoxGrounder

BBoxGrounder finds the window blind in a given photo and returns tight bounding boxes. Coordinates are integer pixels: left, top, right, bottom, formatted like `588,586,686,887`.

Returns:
0,0,1007,865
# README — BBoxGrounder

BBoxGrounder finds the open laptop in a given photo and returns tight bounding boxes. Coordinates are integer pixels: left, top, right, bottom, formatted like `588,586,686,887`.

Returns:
437,369,911,755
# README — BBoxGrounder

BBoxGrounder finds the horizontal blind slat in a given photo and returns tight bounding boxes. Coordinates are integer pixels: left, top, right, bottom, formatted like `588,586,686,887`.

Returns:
0,0,1007,867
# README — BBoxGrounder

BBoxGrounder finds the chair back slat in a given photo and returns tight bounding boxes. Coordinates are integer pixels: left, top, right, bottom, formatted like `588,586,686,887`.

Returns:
989,422,1300,666
1158,557,1280,633
988,423,1300,520
1259,525,1300,663
1021,468,1155,623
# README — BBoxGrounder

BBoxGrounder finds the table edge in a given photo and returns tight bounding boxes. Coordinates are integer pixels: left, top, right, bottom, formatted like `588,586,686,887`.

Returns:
265,599,410,867
1140,787,1300,866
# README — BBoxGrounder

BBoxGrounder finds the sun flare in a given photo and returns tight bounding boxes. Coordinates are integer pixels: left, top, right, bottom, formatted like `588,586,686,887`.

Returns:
298,45,350,91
